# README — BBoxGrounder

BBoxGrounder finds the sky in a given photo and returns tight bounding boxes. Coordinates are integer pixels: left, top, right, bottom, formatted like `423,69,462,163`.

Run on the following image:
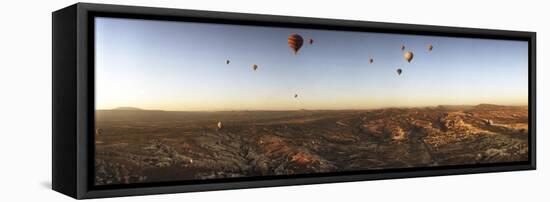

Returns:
95,17,528,111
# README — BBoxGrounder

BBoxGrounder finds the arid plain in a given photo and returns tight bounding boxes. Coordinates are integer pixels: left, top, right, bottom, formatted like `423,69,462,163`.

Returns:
95,104,528,185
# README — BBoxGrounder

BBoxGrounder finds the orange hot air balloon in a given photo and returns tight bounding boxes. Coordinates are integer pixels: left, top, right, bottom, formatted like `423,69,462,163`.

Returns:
427,44,433,52
404,51,414,63
217,121,223,129
369,58,374,64
252,64,258,71
401,44,406,51
308,38,314,45
396,68,403,75
288,33,304,54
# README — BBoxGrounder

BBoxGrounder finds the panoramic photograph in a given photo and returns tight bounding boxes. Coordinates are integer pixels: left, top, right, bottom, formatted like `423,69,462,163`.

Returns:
94,17,529,186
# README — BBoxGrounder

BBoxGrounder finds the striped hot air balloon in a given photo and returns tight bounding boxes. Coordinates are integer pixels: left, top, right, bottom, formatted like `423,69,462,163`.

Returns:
288,33,304,55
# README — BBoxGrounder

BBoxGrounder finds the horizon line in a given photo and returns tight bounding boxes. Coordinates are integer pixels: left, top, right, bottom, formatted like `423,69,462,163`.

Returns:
96,103,528,112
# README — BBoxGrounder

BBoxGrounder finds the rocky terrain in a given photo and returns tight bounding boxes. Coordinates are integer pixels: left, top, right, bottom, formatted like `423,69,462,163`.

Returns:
95,104,529,185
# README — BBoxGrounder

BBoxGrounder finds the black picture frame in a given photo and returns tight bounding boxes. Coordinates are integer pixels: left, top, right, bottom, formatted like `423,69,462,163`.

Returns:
52,3,536,199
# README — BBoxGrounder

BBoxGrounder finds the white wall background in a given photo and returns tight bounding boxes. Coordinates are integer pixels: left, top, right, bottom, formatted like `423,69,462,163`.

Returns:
0,0,547,201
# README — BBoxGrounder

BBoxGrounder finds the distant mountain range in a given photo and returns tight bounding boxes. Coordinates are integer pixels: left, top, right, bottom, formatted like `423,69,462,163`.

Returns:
111,107,143,111
433,103,525,111
102,104,525,112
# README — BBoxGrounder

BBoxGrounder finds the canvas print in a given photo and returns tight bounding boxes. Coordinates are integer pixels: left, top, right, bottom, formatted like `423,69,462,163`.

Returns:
94,17,529,186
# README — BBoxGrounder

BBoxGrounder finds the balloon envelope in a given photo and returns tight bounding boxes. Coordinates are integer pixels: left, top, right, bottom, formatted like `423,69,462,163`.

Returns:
96,128,103,136
225,59,230,64
397,68,403,75
217,122,223,129
428,44,433,51
404,51,414,63
401,44,405,51
308,38,314,45
369,58,374,64
252,64,258,71
288,33,304,54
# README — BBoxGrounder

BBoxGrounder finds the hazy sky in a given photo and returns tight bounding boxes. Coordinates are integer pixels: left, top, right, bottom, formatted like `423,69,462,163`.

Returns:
95,17,528,111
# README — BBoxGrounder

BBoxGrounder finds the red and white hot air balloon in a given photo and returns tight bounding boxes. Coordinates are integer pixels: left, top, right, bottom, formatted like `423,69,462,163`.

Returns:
288,33,304,55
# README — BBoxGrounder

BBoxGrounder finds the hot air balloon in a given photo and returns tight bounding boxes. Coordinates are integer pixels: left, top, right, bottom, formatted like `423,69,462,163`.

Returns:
252,64,258,71
95,128,103,137
369,58,374,64
401,44,406,51
225,59,230,64
427,44,433,52
308,38,314,45
396,68,403,75
294,94,298,98
217,121,223,129
404,51,414,63
288,33,304,55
